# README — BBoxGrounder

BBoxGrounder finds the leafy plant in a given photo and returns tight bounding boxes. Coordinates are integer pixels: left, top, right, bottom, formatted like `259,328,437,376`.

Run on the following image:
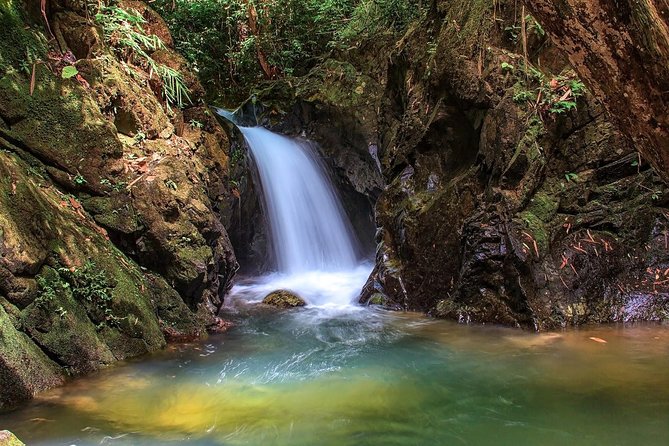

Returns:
525,14,545,38
501,62,515,72
73,174,87,185
511,63,586,119
35,275,58,310
504,24,521,43
95,4,191,109
58,261,123,327
164,179,178,190
133,131,147,145
565,172,579,183
61,65,79,79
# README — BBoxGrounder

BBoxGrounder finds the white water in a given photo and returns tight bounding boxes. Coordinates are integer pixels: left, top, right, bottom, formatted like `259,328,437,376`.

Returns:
230,125,371,309
239,126,358,273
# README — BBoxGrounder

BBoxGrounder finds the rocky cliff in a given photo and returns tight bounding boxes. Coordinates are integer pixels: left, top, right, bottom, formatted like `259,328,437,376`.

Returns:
0,0,237,409
244,0,669,329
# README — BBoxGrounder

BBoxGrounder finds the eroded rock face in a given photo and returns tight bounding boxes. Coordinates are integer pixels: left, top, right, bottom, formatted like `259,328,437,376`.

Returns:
355,0,669,328
261,0,669,328
0,0,237,408
262,290,307,308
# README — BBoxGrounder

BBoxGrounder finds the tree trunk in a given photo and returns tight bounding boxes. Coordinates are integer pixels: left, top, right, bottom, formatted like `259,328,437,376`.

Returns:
245,0,277,79
524,0,669,180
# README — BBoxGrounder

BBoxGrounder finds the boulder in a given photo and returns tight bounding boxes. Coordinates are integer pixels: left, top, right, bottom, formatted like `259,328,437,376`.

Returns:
0,431,24,446
262,290,306,308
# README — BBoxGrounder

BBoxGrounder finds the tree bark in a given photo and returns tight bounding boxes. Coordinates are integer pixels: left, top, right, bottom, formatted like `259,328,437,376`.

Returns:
244,0,277,79
524,0,669,180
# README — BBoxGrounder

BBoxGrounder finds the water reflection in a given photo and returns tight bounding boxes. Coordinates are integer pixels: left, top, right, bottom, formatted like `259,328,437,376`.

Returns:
1,306,668,446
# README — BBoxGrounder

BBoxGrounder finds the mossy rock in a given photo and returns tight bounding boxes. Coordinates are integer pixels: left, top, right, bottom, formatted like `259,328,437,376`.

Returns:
0,430,24,446
0,305,65,409
262,290,306,309
0,0,46,76
367,293,387,306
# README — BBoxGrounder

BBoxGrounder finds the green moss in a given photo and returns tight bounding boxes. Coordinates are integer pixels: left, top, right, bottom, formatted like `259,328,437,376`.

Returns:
262,290,306,308
368,293,386,306
519,211,549,252
0,0,46,76
295,59,376,108
526,191,558,222
0,68,122,174
0,304,64,408
436,0,492,51
82,196,142,234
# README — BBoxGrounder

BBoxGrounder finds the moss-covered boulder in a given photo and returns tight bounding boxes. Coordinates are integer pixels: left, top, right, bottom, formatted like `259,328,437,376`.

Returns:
262,290,306,308
0,305,64,410
0,0,237,408
0,430,24,446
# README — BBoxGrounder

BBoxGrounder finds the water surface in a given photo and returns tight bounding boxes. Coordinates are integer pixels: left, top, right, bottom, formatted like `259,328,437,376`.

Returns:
2,291,668,445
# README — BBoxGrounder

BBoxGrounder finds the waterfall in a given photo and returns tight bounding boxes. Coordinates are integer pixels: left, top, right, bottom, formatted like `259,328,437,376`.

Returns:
237,126,359,274
216,109,372,309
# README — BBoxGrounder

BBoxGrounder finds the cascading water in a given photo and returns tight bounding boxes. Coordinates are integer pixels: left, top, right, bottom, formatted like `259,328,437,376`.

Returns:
238,126,358,273
223,119,372,309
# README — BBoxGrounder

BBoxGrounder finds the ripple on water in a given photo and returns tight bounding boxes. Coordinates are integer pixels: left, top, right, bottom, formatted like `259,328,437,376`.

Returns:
1,293,668,446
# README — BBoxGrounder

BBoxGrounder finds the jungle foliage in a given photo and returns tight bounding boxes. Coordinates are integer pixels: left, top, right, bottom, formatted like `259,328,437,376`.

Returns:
152,0,425,102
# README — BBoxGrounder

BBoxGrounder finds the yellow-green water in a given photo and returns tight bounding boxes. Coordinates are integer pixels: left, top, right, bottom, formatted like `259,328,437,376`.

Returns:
2,306,669,445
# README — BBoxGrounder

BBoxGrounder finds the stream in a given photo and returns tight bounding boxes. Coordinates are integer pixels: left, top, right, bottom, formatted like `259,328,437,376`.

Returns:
2,298,668,445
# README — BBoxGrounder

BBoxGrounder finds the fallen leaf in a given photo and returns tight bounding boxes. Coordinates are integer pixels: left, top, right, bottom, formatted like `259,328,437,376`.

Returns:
589,337,607,344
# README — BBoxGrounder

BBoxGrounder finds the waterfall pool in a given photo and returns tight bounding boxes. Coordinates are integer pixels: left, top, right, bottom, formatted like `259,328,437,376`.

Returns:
2,285,668,445
5,124,666,445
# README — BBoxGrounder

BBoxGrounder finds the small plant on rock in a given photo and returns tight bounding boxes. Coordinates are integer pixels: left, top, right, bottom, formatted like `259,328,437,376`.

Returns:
95,4,191,109
512,64,586,120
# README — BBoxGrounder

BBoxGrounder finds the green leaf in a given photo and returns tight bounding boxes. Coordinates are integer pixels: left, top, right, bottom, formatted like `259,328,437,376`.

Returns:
62,66,79,79
501,62,515,72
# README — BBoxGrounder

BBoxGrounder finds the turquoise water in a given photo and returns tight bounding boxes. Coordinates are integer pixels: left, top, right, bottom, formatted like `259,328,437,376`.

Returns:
2,303,668,445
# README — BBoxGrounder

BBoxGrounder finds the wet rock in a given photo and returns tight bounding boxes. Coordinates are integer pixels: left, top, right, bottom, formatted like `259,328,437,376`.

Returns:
312,0,669,328
262,290,307,308
0,0,237,408
0,431,24,446
0,305,65,410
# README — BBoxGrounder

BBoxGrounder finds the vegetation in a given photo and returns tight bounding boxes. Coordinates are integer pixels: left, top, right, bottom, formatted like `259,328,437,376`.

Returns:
58,261,123,327
95,3,191,109
0,0,47,76
512,65,586,119
152,0,425,101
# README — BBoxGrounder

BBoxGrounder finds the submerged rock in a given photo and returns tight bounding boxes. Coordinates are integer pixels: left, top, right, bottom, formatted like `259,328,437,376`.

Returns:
262,290,306,308
0,431,24,446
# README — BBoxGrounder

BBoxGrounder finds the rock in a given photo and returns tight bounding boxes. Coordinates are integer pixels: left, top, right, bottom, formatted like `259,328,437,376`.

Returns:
53,11,105,59
0,305,65,410
0,431,24,446
262,290,306,308
0,0,238,408
290,0,669,329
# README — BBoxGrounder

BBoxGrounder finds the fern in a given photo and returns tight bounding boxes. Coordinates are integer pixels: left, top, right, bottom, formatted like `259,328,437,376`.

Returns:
95,5,191,109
